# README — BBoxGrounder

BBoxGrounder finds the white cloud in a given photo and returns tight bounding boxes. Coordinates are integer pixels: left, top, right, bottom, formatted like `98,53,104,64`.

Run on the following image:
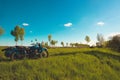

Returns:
22,23,29,26
64,22,72,27
97,21,105,26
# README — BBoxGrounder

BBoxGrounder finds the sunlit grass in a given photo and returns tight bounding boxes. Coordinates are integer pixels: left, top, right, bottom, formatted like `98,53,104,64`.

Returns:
0,47,120,80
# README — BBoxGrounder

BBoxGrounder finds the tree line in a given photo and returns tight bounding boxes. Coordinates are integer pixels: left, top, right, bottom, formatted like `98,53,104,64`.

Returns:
0,26,120,52
47,34,120,52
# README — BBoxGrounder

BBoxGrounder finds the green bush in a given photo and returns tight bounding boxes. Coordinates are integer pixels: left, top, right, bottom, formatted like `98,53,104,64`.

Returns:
107,35,120,52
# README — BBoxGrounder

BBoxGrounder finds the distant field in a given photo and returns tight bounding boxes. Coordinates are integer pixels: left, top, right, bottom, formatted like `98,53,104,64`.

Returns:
0,47,120,80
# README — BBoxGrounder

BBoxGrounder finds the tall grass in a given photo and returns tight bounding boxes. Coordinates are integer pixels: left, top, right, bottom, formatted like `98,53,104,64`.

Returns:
0,47,120,80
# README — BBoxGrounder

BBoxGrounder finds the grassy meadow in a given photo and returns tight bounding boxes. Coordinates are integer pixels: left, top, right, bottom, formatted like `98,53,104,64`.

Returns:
0,47,120,80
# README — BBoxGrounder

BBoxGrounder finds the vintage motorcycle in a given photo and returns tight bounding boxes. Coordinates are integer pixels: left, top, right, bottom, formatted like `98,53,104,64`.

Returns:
2,43,49,60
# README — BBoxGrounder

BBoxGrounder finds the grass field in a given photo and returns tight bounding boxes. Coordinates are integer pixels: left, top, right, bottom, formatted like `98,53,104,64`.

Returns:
0,47,120,80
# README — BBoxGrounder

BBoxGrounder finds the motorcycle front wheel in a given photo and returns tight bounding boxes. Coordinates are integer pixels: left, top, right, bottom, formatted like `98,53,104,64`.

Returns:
39,50,49,58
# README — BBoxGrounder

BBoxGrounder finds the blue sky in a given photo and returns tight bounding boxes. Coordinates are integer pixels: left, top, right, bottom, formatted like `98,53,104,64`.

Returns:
0,0,120,46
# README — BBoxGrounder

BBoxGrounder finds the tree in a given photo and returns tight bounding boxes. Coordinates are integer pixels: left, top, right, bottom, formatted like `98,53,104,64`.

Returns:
97,33,104,47
0,27,4,36
61,41,64,47
48,34,52,46
50,40,57,47
45,42,48,47
11,26,20,45
11,25,25,46
70,43,74,47
19,28,25,45
66,42,68,47
107,35,120,52
55,40,58,46
75,43,79,47
50,40,54,46
85,35,90,44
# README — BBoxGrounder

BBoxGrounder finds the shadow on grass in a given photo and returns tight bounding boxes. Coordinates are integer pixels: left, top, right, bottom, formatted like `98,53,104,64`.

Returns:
51,50,120,61
51,51,79,57
83,50,120,61
0,58,11,62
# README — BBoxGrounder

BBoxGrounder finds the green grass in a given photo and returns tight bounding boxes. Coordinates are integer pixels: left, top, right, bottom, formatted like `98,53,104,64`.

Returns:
0,47,120,80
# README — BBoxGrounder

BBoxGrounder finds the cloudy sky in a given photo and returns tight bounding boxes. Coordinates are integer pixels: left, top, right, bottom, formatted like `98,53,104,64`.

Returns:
0,0,120,46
